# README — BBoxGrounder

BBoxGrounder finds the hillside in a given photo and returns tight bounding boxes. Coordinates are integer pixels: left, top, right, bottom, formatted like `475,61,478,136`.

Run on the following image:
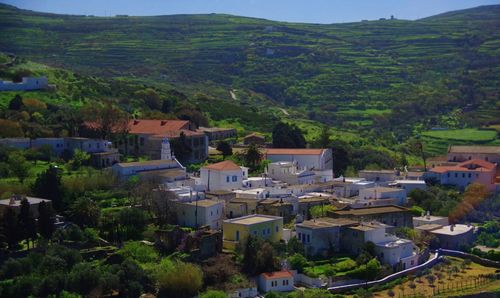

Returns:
0,4,499,151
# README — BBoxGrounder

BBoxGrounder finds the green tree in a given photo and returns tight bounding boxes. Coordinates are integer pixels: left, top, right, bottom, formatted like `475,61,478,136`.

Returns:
69,197,100,228
156,261,204,298
331,140,352,176
32,165,64,211
8,152,30,183
3,208,19,250
38,201,55,240
117,208,147,240
67,262,101,295
287,236,305,255
216,140,233,158
272,122,306,148
313,125,331,148
8,94,23,110
243,144,262,170
288,253,309,273
69,149,90,170
0,119,24,137
18,198,37,249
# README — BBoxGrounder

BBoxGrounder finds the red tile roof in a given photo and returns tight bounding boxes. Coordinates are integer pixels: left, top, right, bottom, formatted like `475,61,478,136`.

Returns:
430,159,496,173
127,119,190,134
265,148,326,156
261,270,293,280
203,160,241,171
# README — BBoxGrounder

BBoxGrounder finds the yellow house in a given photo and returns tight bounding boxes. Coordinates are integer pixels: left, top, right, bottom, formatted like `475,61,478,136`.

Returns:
223,214,283,250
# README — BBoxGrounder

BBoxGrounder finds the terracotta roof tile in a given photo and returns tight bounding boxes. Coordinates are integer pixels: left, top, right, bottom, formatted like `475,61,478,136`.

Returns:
203,160,241,171
430,159,496,173
261,270,293,280
127,119,190,134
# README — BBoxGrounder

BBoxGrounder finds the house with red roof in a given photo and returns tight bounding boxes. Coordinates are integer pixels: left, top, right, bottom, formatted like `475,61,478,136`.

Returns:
200,160,248,191
258,270,294,293
87,119,209,163
426,159,498,191
264,148,333,172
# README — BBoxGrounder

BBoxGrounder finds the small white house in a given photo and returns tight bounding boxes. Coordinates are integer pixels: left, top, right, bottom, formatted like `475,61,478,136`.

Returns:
266,161,316,185
174,199,224,230
200,160,248,191
388,180,427,193
112,159,184,178
258,270,294,293
0,77,49,91
413,211,449,227
359,187,407,205
264,148,333,171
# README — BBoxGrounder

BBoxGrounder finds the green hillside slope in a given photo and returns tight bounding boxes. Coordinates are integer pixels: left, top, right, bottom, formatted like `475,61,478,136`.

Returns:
0,4,499,141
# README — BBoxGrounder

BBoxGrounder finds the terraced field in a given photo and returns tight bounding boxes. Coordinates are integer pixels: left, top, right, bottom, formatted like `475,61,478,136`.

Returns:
422,129,500,156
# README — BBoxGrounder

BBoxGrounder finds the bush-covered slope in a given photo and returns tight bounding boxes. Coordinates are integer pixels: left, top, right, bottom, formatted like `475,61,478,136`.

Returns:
0,4,499,139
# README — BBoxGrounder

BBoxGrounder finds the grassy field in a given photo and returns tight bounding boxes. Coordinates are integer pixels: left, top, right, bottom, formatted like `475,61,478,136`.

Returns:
370,257,500,298
421,128,500,156
422,129,497,142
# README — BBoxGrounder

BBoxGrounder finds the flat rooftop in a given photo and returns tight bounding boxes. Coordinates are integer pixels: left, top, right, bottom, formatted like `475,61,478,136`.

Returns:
430,224,474,236
415,224,443,231
413,215,448,222
298,217,357,229
0,196,51,207
330,205,409,216
180,199,222,207
224,214,281,225
394,180,426,184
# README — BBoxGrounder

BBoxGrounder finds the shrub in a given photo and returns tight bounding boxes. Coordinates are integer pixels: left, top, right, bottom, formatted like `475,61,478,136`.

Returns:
156,261,203,298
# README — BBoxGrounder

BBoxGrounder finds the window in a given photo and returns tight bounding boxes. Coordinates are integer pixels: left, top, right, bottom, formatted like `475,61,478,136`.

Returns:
236,230,240,241
267,228,270,235
226,176,230,183
462,173,465,178
468,173,471,178
210,211,213,216
306,234,310,243
253,231,257,236
455,173,458,178
447,173,450,178
232,175,238,182
411,260,414,265
262,229,266,235
275,225,279,232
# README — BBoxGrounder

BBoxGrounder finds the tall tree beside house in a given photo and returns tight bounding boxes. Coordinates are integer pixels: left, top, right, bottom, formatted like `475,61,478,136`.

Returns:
82,100,129,139
272,122,306,148
216,140,232,158
330,140,352,176
8,94,24,110
7,152,30,183
32,165,64,211
243,144,262,171
18,198,37,249
0,119,24,137
38,201,55,240
313,125,331,148
170,132,192,163
3,208,19,250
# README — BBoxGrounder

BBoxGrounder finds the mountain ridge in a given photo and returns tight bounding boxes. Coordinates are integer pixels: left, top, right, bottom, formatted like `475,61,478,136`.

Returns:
0,3,499,144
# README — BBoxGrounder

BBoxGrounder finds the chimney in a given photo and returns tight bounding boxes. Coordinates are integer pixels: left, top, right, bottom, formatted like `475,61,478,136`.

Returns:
9,196,15,205
133,120,139,125
426,210,430,219
450,225,454,232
